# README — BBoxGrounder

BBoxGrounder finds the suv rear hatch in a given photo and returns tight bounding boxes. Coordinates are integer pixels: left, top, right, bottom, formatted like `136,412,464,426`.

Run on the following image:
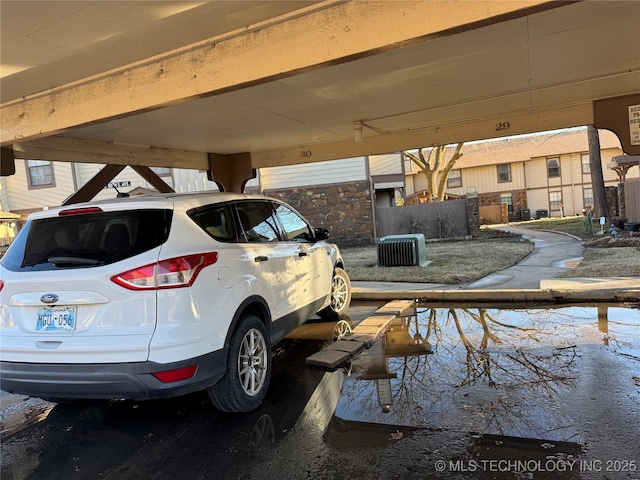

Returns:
0,201,172,364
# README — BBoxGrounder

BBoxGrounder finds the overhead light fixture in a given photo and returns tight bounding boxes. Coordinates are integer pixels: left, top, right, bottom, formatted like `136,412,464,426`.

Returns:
354,121,363,142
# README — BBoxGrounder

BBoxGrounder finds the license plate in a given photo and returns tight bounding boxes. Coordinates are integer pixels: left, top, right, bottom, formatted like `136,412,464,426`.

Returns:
36,306,76,332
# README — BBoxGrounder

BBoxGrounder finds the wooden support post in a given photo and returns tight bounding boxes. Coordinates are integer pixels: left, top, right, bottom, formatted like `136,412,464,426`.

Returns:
207,152,256,193
62,164,126,205
1,146,15,176
131,166,175,193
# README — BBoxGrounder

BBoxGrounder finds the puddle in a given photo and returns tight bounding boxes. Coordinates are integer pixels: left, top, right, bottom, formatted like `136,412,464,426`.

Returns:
324,303,640,448
551,257,584,268
2,303,638,480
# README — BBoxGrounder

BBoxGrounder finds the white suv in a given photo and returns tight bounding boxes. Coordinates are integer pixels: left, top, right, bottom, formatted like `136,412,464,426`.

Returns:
0,192,351,412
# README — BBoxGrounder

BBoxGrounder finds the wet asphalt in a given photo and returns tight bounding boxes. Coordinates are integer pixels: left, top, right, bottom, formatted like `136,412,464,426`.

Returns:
2,302,639,480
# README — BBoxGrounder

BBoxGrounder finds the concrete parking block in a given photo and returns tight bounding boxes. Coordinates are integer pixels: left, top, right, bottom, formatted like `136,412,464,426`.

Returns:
351,325,387,337
305,349,351,368
306,300,404,368
357,315,395,328
342,333,378,346
374,300,415,316
326,339,365,356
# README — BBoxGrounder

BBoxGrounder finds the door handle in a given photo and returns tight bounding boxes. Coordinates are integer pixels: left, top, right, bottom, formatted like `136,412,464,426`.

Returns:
254,256,269,262
298,251,308,257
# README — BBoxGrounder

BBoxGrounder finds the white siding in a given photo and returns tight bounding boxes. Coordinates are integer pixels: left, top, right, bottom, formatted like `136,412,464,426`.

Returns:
564,184,584,216
446,162,526,196
526,188,550,216
6,160,76,210
564,153,583,186
412,171,428,193
369,153,403,176
0,178,11,211
525,157,550,189
260,157,366,190
171,169,219,193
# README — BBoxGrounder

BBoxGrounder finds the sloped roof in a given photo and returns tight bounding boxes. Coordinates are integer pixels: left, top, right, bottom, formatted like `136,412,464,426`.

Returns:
452,128,621,169
612,155,640,166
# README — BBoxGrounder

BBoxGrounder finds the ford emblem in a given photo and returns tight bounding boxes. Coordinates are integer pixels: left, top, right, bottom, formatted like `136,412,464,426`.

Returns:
40,294,59,304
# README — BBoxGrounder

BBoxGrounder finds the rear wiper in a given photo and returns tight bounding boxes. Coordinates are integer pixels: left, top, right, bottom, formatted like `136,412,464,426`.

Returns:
48,256,102,266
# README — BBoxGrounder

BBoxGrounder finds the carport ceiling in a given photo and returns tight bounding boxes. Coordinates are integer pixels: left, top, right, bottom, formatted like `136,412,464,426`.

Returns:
2,1,639,169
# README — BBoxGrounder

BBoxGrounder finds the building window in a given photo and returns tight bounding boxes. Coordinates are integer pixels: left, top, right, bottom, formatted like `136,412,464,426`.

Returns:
26,160,54,188
497,164,512,183
549,191,562,211
581,153,590,174
500,193,513,213
150,166,171,177
583,187,593,210
447,169,462,188
547,158,560,178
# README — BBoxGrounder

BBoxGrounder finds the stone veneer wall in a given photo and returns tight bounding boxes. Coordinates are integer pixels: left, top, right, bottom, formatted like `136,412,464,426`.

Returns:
263,180,374,247
605,185,620,218
465,196,480,235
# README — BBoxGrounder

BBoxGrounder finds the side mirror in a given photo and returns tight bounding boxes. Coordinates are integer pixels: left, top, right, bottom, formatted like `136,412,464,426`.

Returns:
314,227,330,241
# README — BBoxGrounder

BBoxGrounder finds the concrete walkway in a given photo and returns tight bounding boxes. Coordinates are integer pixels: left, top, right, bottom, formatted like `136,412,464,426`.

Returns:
464,225,584,290
352,226,640,302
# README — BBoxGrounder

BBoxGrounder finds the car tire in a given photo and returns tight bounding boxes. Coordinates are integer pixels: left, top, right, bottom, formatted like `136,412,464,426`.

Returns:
207,314,271,413
318,267,352,320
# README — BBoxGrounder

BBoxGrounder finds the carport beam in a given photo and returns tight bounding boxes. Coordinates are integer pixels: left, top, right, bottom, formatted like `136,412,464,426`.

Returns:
131,166,175,194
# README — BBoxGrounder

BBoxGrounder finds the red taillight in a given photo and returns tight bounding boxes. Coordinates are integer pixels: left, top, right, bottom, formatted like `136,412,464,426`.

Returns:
152,365,198,383
111,253,218,290
59,207,103,216
0,280,4,292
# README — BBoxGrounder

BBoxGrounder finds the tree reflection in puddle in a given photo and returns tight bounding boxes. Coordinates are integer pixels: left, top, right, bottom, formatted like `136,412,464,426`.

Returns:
333,303,640,445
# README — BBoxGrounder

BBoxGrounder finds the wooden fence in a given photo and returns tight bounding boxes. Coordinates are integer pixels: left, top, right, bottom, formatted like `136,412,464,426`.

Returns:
376,199,468,239
479,203,509,224
626,178,640,222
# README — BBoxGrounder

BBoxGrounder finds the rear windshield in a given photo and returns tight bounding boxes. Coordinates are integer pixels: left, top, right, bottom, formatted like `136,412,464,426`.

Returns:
1,209,172,271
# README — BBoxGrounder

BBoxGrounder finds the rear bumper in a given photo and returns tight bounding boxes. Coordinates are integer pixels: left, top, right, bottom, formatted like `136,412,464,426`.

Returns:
0,349,226,401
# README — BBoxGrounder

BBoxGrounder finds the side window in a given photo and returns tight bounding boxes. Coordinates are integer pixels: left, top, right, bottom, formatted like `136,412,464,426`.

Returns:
497,163,511,183
447,169,462,188
274,203,313,242
189,205,237,242
581,153,591,174
547,157,560,178
237,202,281,243
26,160,55,188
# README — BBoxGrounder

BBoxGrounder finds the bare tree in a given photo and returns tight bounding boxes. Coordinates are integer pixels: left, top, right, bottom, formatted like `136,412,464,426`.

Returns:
588,125,609,217
404,143,464,202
